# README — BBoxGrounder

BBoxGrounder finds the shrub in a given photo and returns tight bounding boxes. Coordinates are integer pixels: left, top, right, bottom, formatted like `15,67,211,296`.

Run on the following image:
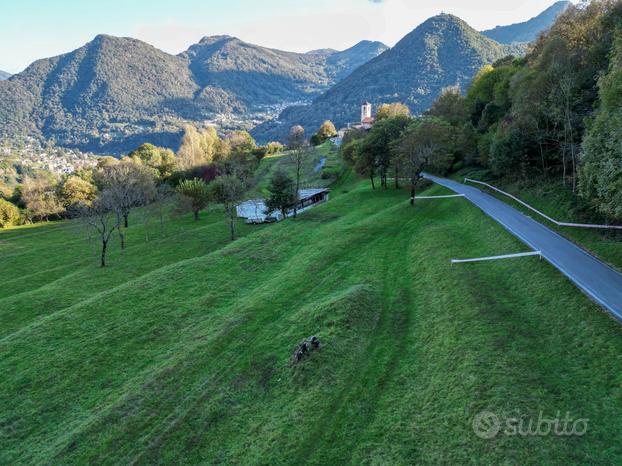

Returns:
0,198,20,228
321,167,341,180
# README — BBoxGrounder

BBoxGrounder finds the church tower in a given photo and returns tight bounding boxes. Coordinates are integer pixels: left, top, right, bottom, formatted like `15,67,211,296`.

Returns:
361,101,372,122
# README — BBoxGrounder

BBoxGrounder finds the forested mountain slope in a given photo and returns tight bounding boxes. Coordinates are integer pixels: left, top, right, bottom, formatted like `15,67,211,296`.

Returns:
252,14,524,142
0,36,386,154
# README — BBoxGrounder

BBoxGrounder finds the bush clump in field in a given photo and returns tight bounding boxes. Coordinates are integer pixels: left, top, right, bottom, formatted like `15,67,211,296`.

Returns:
291,336,321,365
0,198,20,228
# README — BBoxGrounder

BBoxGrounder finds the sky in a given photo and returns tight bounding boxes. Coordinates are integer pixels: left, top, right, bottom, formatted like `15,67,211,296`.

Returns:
0,0,570,73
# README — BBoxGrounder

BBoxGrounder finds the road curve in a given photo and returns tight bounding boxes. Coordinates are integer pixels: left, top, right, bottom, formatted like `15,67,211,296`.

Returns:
424,173,622,322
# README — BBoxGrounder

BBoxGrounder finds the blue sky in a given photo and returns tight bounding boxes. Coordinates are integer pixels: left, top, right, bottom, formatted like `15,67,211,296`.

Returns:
1,0,567,73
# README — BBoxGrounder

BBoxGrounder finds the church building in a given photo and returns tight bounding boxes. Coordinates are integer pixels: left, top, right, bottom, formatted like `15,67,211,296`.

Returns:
351,101,375,131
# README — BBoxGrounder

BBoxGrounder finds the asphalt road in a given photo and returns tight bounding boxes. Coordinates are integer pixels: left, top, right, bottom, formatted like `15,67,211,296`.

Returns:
424,173,622,322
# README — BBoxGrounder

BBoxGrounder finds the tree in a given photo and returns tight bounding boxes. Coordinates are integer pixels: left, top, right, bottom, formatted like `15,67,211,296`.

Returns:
288,125,307,218
265,170,297,219
265,141,284,154
309,134,323,146
220,149,257,187
252,146,268,161
375,103,410,121
0,199,20,228
341,138,361,167
226,131,256,155
352,139,377,189
97,156,120,169
145,184,176,238
21,177,63,221
426,86,468,126
95,163,157,230
394,118,455,205
127,143,176,178
317,120,337,140
60,176,97,208
580,28,622,220
209,175,245,241
177,125,220,170
74,194,121,267
176,178,211,221
341,128,367,147
362,115,411,189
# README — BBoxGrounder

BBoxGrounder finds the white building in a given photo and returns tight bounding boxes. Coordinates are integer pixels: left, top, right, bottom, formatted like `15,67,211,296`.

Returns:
236,188,330,224
361,101,372,122
350,102,375,131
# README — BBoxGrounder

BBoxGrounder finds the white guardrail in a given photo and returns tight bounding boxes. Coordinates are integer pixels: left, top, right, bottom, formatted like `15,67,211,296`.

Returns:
415,194,465,199
451,251,542,265
464,178,622,230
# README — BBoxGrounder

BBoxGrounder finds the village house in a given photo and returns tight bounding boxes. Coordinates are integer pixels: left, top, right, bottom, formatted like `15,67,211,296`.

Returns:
236,188,330,224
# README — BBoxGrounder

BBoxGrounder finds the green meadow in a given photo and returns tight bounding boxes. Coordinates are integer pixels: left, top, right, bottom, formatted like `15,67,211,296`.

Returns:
1,172,622,464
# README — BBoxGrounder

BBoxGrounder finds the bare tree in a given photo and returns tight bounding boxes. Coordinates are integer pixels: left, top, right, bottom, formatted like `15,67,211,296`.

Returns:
558,76,578,192
288,125,307,219
209,175,245,241
96,163,157,229
400,143,435,205
144,184,176,239
73,194,121,267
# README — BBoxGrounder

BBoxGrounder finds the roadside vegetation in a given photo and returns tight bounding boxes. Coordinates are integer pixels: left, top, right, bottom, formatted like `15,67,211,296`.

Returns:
453,166,622,272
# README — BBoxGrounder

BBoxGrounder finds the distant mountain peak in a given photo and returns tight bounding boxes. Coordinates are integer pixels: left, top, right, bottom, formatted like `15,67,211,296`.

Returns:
347,40,389,51
198,35,236,45
482,1,571,44
92,33,131,43
306,48,339,56
0,70,11,81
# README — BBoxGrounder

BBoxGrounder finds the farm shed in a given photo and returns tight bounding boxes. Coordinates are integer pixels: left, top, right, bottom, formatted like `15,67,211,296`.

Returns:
236,188,330,224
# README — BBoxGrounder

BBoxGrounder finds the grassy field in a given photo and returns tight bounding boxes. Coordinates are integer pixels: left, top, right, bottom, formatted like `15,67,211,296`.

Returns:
247,142,344,197
1,171,622,464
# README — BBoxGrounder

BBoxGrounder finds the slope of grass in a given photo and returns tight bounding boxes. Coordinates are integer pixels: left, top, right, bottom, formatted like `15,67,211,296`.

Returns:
1,176,622,464
247,141,344,197
454,167,622,271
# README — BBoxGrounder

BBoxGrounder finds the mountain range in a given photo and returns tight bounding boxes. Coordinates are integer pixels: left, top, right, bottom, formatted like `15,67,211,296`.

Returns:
0,71,10,80
481,1,571,44
0,36,386,153
0,2,565,154
252,14,526,142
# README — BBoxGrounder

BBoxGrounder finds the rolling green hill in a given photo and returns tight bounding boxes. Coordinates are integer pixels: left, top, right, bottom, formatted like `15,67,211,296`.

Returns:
252,14,526,142
2,170,622,464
